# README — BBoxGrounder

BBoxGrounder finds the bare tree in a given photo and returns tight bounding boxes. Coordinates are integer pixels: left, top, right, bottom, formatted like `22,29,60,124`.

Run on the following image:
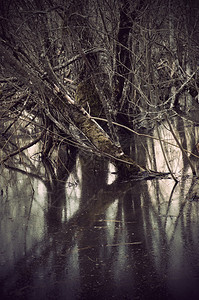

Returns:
0,0,199,176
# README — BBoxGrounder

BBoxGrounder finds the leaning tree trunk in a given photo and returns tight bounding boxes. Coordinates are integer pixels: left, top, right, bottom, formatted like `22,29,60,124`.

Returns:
0,42,144,174
46,90,145,174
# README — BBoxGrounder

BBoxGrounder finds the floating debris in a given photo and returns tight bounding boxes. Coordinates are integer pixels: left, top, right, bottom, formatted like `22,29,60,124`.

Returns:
106,242,142,247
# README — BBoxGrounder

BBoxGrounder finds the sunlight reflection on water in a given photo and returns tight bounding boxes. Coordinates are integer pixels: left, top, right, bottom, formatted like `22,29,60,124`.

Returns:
107,162,117,185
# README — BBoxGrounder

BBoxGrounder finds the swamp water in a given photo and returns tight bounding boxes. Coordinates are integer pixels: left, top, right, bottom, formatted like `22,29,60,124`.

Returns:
1,116,199,300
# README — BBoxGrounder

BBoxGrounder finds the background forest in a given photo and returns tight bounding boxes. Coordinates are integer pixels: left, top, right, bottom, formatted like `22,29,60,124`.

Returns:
0,0,199,176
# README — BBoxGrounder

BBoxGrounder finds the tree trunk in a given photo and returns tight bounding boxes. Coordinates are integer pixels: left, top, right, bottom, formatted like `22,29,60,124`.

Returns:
48,92,144,174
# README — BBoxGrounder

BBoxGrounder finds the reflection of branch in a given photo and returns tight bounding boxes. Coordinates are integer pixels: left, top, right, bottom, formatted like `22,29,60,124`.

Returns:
163,181,178,229
0,134,42,164
24,191,34,254
167,201,186,246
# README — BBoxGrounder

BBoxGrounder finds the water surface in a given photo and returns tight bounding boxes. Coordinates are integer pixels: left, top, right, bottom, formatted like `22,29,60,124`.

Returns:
1,117,199,299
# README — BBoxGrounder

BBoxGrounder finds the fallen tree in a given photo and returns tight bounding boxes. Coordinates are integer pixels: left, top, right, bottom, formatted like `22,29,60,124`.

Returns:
0,50,144,175
0,23,145,175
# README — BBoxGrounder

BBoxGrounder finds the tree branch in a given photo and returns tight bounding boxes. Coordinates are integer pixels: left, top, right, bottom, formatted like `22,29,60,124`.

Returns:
0,134,42,164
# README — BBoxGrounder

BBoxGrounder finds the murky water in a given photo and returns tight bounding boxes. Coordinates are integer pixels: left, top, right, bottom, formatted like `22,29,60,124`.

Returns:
1,117,199,300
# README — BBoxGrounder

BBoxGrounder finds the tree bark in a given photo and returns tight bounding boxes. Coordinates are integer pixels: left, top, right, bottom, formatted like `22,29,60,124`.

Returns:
48,93,144,173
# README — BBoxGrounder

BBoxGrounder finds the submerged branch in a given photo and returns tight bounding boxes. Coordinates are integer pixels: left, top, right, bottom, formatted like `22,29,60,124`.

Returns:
106,242,142,247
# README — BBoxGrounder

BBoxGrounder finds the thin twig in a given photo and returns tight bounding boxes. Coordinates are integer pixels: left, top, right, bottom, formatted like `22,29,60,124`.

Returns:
165,114,196,175
0,134,42,164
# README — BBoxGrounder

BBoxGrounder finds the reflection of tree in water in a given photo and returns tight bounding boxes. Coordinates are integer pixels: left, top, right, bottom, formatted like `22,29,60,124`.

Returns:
1,118,199,299
44,142,78,228
79,153,108,207
141,177,199,297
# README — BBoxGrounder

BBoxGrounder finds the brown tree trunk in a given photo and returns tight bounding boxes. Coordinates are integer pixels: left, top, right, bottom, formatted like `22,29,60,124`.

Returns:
48,93,144,174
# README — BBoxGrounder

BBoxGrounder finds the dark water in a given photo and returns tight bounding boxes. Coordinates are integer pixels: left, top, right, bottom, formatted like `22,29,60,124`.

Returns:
1,118,199,299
